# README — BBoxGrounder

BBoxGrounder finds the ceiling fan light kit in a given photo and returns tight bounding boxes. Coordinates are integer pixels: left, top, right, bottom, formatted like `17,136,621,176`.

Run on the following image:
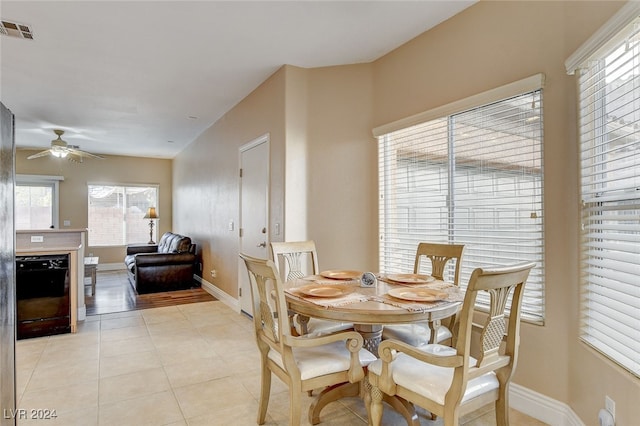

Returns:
26,129,104,162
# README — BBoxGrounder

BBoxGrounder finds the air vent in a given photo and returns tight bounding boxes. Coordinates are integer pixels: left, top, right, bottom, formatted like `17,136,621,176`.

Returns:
0,20,34,40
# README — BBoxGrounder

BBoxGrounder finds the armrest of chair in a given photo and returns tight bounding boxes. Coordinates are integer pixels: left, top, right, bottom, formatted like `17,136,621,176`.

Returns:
284,330,366,383
284,329,363,349
127,244,158,255
372,339,464,394
378,339,463,368
134,252,196,266
373,339,463,395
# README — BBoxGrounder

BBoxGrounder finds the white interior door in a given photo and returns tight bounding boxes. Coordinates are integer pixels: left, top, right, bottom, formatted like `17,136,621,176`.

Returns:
239,136,269,316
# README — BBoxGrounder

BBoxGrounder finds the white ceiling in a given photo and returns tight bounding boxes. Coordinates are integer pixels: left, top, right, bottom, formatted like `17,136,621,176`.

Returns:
1,1,475,159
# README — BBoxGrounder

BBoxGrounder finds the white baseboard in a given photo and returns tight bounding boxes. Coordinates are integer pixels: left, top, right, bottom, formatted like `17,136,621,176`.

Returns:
97,263,126,271
511,383,584,426
77,306,86,321
194,275,240,312
131,271,583,426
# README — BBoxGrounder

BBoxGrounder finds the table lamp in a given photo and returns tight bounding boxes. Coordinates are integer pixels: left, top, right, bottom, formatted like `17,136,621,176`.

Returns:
143,207,159,244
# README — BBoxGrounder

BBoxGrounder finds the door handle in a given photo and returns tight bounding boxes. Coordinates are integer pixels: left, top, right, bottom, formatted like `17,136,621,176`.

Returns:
257,242,266,248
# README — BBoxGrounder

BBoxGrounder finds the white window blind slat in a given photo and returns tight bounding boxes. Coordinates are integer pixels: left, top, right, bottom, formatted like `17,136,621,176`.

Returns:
576,13,640,377
378,85,545,324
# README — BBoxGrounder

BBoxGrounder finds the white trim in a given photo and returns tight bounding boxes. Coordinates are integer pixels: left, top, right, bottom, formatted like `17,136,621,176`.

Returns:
511,383,584,426
195,275,240,312
98,262,126,271
99,268,240,311
565,1,640,75
16,174,64,182
77,306,86,322
239,132,270,152
372,73,545,137
238,133,271,315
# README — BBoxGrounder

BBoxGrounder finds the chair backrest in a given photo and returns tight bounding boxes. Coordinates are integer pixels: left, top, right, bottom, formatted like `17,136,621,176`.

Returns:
270,240,320,281
239,253,291,348
449,262,535,403
413,242,465,285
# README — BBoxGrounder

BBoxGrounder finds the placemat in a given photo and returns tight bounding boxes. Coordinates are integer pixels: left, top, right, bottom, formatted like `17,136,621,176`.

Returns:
285,287,369,308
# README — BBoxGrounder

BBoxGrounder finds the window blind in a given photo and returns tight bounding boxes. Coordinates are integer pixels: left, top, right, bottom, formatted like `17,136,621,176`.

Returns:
378,86,545,323
576,15,640,377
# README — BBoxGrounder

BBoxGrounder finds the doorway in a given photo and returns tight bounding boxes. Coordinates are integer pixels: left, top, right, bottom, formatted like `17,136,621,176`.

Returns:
238,135,270,316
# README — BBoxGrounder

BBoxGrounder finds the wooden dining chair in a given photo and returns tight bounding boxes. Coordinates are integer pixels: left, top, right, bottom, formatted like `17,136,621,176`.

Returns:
270,240,353,337
367,262,535,426
239,253,376,426
382,242,465,346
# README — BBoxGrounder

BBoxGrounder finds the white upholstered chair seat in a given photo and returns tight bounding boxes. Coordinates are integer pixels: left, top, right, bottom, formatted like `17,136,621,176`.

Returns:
368,344,498,405
269,340,376,380
367,262,535,426
240,253,376,425
294,317,354,338
382,323,452,346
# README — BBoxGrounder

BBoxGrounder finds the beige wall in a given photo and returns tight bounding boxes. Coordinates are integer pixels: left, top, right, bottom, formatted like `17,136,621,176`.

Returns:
305,64,377,271
173,1,639,424
15,151,172,264
173,67,286,298
372,2,638,425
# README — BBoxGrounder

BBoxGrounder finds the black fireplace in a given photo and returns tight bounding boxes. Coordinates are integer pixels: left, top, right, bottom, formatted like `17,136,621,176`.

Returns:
16,254,71,340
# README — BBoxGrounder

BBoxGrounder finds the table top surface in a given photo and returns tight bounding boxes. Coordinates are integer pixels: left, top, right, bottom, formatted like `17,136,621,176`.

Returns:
285,274,462,325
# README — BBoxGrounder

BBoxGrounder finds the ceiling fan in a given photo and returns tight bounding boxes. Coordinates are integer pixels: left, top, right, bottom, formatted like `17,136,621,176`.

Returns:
27,129,105,162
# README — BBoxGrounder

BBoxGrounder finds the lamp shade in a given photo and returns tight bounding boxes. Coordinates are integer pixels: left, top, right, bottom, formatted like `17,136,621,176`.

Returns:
143,207,159,219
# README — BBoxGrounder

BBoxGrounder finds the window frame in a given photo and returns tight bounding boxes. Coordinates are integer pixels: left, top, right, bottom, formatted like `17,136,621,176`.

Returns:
15,174,63,230
374,75,546,324
87,183,159,247
567,2,640,378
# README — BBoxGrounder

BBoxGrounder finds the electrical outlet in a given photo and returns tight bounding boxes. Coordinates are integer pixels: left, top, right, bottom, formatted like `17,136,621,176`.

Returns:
605,395,615,420
210,269,217,278
30,235,44,243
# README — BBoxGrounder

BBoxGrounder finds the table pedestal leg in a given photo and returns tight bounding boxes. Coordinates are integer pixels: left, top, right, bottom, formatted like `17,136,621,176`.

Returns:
308,382,360,425
308,378,418,426
355,324,382,355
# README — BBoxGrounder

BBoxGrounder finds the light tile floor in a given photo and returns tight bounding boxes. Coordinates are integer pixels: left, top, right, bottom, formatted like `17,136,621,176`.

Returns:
16,301,548,425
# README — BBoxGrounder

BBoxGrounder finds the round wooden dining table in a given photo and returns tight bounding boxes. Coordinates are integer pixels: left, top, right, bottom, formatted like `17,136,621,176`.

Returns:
285,275,462,353
284,274,463,425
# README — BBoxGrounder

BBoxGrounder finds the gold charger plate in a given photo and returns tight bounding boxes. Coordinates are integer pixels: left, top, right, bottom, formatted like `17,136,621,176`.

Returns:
387,287,447,302
319,270,362,280
386,273,435,284
297,284,352,298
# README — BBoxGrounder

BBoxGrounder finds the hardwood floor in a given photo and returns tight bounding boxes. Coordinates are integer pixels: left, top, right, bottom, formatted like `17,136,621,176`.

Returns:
84,270,216,316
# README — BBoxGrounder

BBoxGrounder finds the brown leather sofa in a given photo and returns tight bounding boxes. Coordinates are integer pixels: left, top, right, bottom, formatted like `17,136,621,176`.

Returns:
124,232,198,294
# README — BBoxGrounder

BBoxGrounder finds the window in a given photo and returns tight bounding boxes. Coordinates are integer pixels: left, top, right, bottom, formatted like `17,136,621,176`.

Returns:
15,175,63,230
568,4,640,377
88,184,158,246
375,75,545,323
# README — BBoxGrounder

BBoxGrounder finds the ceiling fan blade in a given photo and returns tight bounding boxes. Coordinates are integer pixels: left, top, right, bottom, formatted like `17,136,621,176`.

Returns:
26,149,53,159
67,148,104,159
67,153,84,163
